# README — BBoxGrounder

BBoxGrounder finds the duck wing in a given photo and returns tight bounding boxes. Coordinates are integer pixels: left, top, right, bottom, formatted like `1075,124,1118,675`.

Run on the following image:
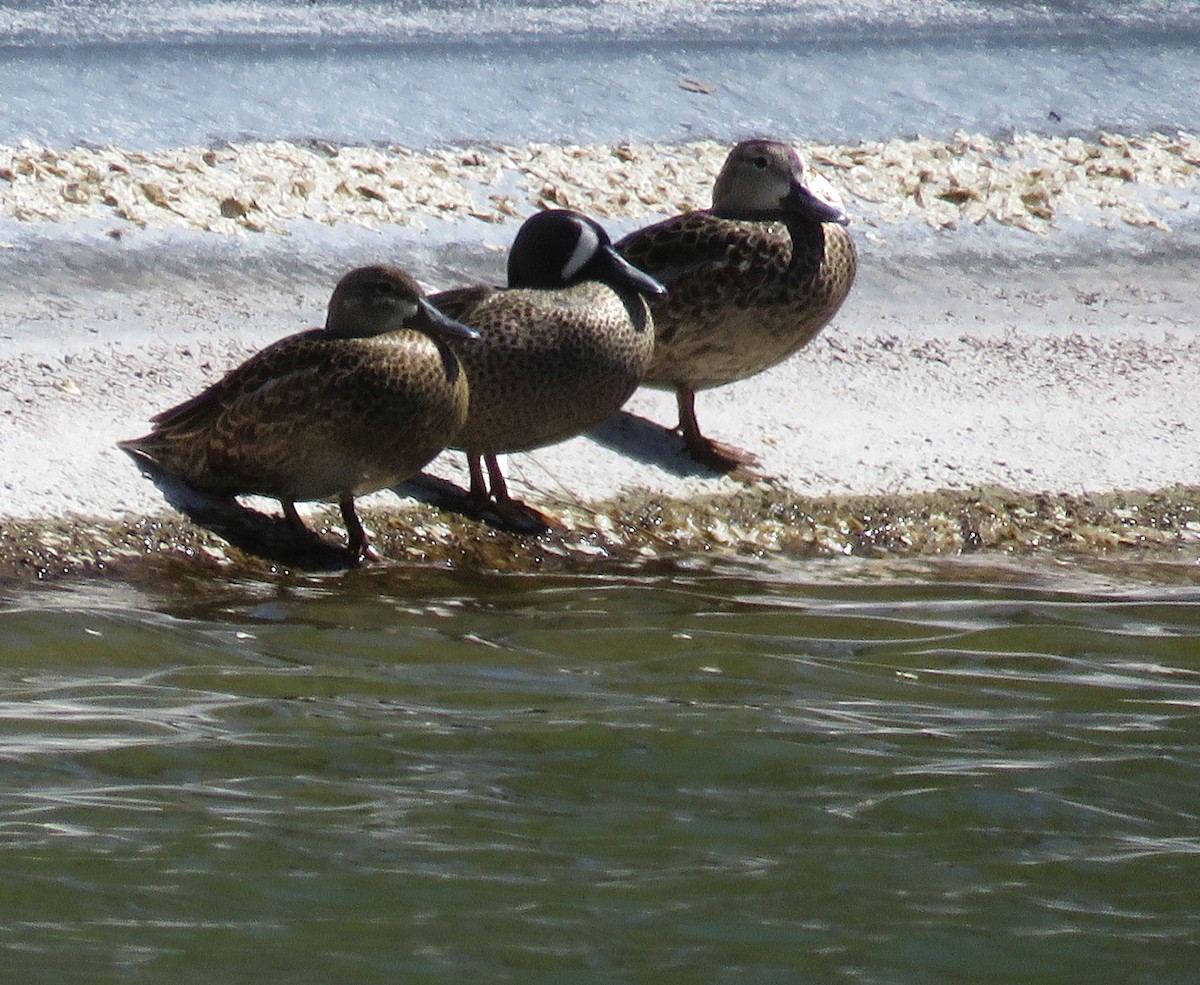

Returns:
615,213,735,287
426,284,497,323
148,328,328,436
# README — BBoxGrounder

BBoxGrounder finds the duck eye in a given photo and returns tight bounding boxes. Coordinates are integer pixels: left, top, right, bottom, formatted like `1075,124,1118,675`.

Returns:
752,156,769,169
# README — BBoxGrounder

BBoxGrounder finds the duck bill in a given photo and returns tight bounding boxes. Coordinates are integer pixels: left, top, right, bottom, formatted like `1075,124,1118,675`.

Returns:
598,245,668,297
785,175,850,226
417,297,481,342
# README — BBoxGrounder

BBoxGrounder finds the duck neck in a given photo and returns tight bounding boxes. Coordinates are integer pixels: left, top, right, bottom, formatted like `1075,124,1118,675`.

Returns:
783,217,827,276
429,337,463,384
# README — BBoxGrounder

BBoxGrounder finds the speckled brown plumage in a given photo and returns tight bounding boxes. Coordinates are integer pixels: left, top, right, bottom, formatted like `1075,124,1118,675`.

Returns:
434,281,653,454
620,215,856,390
615,139,858,471
428,208,664,531
119,265,476,560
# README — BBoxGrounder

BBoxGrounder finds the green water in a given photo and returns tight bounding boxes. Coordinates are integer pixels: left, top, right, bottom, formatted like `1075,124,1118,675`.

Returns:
1,553,1199,983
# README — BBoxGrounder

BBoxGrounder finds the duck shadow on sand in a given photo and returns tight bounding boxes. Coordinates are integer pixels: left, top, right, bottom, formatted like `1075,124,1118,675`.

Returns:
587,409,724,479
399,409,746,528
397,409,721,526
395,472,475,516
395,472,553,535
125,454,362,570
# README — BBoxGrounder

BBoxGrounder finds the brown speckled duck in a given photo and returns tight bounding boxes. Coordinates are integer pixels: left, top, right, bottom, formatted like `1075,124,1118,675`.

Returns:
616,138,857,472
119,265,479,561
430,208,666,531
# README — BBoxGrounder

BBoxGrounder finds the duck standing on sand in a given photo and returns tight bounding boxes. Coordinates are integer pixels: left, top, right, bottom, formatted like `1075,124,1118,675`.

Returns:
119,265,479,562
430,208,666,531
616,138,857,472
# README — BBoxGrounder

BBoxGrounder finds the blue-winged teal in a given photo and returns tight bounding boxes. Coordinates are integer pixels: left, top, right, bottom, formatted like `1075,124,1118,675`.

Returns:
616,139,857,472
119,265,479,561
430,208,666,530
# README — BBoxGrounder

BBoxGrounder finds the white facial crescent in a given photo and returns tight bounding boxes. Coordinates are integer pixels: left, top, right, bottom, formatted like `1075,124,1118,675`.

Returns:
561,220,600,281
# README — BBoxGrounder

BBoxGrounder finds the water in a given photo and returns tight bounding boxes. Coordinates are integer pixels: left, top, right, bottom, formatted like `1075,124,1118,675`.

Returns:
3,0,1200,148
2,554,1199,982
3,3,1200,978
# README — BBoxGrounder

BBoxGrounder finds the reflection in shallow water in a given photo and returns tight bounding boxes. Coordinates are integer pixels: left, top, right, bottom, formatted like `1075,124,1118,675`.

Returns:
1,553,1198,982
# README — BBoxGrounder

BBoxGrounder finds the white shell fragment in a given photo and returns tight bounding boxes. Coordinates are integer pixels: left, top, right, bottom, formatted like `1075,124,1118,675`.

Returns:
0,131,1196,236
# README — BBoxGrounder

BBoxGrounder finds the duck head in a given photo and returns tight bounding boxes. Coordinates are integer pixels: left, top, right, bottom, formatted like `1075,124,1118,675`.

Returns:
507,209,667,297
711,139,849,226
325,265,480,342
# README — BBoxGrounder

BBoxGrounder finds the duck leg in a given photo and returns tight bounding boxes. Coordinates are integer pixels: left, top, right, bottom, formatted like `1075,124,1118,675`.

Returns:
339,494,380,563
282,497,370,560
462,451,553,533
483,453,553,533
467,453,492,513
282,499,311,536
676,386,762,472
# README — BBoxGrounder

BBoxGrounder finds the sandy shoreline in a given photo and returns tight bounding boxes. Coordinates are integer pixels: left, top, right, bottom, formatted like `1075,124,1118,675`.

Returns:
3,131,1198,235
2,135,1198,579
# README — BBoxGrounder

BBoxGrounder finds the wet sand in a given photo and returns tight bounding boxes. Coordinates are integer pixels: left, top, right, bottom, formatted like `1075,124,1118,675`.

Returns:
2,135,1198,579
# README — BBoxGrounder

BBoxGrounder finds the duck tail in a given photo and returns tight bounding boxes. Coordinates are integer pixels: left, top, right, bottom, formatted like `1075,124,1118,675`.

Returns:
116,432,165,467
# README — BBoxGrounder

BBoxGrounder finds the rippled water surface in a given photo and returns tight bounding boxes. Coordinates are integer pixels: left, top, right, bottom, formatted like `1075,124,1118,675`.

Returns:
2,553,1199,982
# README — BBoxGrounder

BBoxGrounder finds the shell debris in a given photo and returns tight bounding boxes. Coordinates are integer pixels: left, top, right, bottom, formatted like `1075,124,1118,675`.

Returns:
0,132,1196,235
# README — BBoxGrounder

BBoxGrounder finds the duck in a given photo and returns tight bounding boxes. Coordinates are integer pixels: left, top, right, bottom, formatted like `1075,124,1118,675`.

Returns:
615,138,857,472
429,208,666,531
119,264,480,562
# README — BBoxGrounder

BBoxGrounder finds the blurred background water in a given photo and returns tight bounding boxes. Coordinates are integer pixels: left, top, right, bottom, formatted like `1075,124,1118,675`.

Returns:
2,0,1200,148
2,4,1200,980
